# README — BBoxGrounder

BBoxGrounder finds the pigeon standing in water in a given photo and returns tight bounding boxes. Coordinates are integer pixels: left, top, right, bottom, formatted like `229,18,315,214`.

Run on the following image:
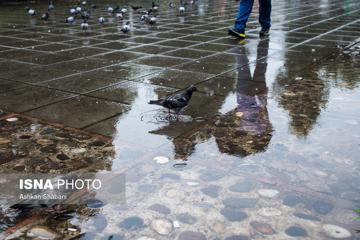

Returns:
148,85,197,115
121,21,131,33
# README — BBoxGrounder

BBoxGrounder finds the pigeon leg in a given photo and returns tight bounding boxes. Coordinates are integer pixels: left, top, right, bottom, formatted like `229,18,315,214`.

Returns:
167,108,171,121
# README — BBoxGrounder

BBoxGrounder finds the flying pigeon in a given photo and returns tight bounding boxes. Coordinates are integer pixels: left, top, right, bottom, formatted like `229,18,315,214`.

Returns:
41,12,49,21
121,21,131,33
148,85,197,114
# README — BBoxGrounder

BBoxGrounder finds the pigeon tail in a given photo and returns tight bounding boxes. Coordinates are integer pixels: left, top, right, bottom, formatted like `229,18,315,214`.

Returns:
148,99,164,106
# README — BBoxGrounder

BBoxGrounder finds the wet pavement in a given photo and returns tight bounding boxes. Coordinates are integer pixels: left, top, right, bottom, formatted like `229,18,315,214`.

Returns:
0,0,360,239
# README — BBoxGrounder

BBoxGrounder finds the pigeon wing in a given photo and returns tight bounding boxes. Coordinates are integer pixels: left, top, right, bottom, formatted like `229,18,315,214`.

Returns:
164,94,189,109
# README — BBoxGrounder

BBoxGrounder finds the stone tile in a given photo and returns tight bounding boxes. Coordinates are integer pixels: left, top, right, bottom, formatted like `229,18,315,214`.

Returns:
163,49,214,59
146,69,214,88
26,96,130,129
133,55,189,67
0,79,27,93
0,86,74,112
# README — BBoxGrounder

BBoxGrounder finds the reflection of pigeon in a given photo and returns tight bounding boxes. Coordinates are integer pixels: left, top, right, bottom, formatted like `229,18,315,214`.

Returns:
148,85,197,114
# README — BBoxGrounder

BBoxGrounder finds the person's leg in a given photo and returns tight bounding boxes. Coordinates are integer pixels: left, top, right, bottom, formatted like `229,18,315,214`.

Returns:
259,0,271,30
229,0,254,38
235,0,255,30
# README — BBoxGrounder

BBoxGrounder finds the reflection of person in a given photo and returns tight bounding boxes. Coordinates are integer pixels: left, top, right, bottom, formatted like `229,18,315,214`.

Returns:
214,39,273,156
150,40,273,159
228,0,271,39
236,39,269,135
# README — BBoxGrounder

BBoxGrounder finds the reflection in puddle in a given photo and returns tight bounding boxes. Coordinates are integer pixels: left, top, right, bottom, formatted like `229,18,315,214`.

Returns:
140,110,194,123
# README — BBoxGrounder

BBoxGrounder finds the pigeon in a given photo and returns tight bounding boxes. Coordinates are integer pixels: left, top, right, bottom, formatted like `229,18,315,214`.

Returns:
140,13,149,22
66,16,75,24
75,6,82,13
81,21,89,32
26,7,36,16
41,12,49,21
113,5,120,13
131,5,142,11
169,1,175,8
81,10,91,20
179,6,185,15
120,8,127,14
91,4,97,10
149,16,157,25
116,12,123,20
107,6,114,13
148,85,197,114
152,2,159,11
69,7,76,14
48,1,54,11
98,16,106,24
81,1,87,5
121,21,131,33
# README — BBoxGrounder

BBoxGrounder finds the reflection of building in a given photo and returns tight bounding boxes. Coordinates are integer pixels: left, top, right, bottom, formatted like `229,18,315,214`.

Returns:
273,49,330,137
151,39,273,159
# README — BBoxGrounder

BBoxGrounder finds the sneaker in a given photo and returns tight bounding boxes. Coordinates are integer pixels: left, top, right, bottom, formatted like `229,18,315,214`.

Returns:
259,28,270,37
228,27,246,39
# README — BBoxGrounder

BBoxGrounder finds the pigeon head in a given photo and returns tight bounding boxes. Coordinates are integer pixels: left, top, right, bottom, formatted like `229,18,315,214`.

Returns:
186,85,197,94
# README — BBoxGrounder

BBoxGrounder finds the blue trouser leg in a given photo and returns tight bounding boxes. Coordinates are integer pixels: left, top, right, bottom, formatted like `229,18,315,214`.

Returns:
259,0,271,29
234,0,254,30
